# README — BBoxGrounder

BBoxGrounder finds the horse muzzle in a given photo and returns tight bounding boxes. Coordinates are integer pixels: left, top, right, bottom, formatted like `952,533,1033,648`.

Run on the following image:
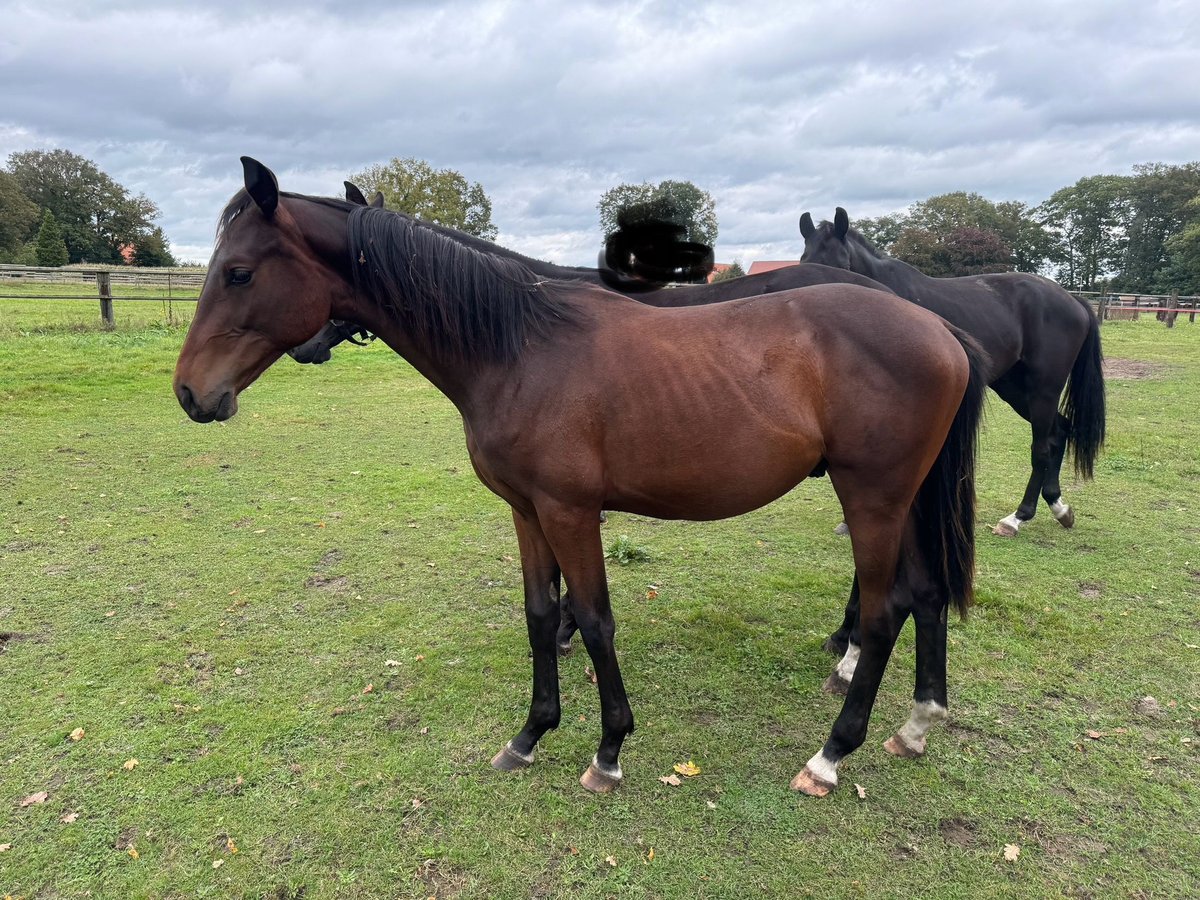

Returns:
175,381,238,423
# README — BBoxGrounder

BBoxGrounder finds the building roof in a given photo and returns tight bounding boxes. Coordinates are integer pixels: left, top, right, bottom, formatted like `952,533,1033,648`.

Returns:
746,260,800,276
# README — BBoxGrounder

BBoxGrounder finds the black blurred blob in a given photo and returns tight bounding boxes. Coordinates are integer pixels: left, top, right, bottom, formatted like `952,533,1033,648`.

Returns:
598,202,714,291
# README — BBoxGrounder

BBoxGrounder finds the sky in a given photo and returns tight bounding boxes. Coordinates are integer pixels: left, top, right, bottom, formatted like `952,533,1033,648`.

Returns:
2,0,1199,266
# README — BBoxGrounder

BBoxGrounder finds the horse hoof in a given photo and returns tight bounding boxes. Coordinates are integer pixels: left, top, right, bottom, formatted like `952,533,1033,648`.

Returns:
556,641,573,657
491,743,534,772
790,766,835,797
833,522,850,536
580,761,622,793
822,673,850,696
822,635,849,656
992,521,1019,537
1056,507,1075,529
883,734,924,758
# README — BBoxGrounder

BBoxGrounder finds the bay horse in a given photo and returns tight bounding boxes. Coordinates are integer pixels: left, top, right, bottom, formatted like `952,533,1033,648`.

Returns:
175,158,986,797
800,208,1105,540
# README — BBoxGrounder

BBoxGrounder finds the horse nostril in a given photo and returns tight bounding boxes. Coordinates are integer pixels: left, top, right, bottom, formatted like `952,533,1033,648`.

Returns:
177,383,195,412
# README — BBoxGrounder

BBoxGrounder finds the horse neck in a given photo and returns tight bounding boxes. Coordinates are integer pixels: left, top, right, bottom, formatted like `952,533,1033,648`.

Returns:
850,240,923,288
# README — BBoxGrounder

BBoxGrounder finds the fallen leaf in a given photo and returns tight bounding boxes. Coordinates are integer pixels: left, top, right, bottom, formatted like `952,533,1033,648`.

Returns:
855,783,867,799
19,791,49,807
0,843,10,852
226,837,238,854
212,859,224,869
123,759,139,770
569,846,579,856
127,847,139,859
105,610,116,618
1113,727,1128,735
60,812,80,823
411,797,424,809
646,588,658,600
706,800,717,809
584,665,597,684
645,847,655,862
1003,843,1021,862
658,774,682,786
419,727,430,735
673,760,701,777
362,683,374,694
1086,730,1102,740
415,654,426,662
605,855,617,867
234,667,245,676
385,659,401,667
69,727,85,742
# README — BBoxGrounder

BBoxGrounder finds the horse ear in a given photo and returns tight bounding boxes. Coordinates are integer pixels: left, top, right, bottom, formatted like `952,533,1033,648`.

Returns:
799,212,816,240
834,207,849,240
241,157,279,219
344,181,368,206
370,192,385,208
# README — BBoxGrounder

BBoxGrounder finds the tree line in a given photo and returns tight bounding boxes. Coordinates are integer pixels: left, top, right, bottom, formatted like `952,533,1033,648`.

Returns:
0,149,176,267
852,162,1200,294
6,147,1197,295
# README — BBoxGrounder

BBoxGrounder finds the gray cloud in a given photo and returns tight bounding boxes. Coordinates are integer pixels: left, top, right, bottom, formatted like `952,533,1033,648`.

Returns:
2,0,1197,265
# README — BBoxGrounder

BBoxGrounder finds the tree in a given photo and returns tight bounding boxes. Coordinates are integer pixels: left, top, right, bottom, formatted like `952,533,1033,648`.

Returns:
1117,162,1200,292
1157,195,1200,295
349,158,497,240
890,224,1013,277
852,213,906,253
6,149,164,264
597,180,718,248
131,225,177,267
1036,175,1130,291
34,209,69,267
710,260,745,282
0,170,39,261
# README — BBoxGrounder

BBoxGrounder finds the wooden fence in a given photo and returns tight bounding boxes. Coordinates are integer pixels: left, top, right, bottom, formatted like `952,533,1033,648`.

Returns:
0,264,204,327
2,264,1198,329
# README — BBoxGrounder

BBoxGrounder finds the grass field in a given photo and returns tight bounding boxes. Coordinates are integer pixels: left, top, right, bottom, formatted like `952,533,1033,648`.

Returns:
1,296,1198,899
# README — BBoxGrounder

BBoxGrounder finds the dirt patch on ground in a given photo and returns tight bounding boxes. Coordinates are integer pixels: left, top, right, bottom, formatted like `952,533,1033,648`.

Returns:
415,858,469,898
305,574,349,592
1103,358,1167,380
939,817,980,848
1078,581,1104,599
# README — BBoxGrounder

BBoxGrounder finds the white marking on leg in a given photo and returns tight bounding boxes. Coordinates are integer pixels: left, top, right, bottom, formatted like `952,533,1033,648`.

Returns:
505,741,535,764
895,700,947,754
804,749,838,787
997,513,1023,533
1050,498,1071,521
592,754,621,780
835,643,860,683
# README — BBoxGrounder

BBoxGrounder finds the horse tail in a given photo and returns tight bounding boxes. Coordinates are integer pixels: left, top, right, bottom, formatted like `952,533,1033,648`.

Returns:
1062,301,1106,479
913,325,988,618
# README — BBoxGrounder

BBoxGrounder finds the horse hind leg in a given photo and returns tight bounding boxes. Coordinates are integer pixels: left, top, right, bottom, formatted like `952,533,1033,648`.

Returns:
993,385,1059,537
1041,412,1075,528
884,560,949,759
792,503,909,798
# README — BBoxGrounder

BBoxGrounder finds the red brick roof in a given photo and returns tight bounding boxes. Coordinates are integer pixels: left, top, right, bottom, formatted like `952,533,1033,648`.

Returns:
746,260,800,276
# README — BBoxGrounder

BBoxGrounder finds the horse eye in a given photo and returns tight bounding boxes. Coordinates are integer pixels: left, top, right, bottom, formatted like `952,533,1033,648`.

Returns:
229,268,252,286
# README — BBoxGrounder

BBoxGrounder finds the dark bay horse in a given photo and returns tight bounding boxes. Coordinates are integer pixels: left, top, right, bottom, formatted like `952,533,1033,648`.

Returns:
175,158,987,797
288,183,896,362
801,208,1105,539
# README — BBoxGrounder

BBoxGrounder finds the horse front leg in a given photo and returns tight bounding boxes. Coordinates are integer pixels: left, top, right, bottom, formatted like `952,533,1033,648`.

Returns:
491,509,563,771
538,504,634,793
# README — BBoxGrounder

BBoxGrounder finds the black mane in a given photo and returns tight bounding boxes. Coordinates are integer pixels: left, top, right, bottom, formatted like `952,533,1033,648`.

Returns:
346,205,582,365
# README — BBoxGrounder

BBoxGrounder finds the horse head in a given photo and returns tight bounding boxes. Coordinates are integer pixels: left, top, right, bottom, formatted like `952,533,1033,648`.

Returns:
174,158,353,422
799,207,854,270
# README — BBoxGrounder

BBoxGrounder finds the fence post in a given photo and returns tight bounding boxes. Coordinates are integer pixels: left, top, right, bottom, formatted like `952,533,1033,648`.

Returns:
1165,291,1179,328
97,271,114,329
1096,295,1108,324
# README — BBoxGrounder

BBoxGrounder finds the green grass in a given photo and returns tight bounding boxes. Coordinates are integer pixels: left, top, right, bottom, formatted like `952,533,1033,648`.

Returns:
0,304,1197,899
